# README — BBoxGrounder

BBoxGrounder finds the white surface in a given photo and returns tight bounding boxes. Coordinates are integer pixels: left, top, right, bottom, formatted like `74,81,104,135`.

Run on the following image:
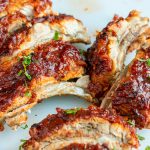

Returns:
0,0,150,149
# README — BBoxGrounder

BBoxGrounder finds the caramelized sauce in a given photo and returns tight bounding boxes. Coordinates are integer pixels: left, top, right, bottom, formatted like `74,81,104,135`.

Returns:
0,41,85,112
86,16,124,100
29,106,134,141
112,50,150,128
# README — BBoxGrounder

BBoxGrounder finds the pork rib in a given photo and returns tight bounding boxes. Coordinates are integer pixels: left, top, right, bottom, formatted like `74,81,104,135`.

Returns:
101,48,150,129
0,0,54,59
86,10,149,101
0,14,90,65
0,41,92,130
22,106,139,150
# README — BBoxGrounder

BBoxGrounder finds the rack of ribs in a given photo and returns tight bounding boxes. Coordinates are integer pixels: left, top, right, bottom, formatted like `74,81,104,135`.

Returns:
0,0,54,56
22,106,139,150
0,0,92,131
101,47,150,129
86,10,149,102
0,40,94,131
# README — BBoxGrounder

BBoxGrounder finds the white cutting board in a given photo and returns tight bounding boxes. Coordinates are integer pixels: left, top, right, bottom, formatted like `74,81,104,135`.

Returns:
0,0,149,149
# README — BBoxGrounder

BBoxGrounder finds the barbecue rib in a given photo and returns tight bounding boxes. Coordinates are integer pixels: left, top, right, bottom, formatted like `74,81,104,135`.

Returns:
0,0,53,56
0,41,93,130
86,10,149,101
22,106,139,150
101,48,150,129
0,13,90,65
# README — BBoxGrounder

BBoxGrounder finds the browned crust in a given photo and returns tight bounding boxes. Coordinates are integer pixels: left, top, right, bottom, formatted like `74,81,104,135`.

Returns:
86,10,149,101
112,48,150,128
86,15,124,100
0,40,85,113
23,106,138,149
0,0,53,56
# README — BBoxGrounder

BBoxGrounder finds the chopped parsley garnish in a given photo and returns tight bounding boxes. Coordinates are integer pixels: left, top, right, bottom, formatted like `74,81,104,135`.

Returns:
25,91,32,97
127,120,135,126
53,31,59,40
19,139,26,150
18,54,32,80
137,134,145,141
64,108,80,115
21,124,28,129
22,55,32,66
145,146,150,150
18,70,23,76
138,58,150,67
24,72,32,80
22,54,32,80
147,59,150,66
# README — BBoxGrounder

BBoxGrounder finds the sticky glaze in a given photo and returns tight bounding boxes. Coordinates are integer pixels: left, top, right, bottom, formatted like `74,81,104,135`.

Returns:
0,41,85,112
86,16,124,100
112,49,150,128
28,106,136,141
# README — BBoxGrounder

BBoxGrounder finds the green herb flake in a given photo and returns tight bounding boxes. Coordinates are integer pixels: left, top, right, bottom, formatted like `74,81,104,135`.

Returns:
145,146,150,150
22,55,32,66
25,91,32,97
21,124,28,129
24,72,32,80
138,58,150,67
53,31,59,40
18,70,23,76
20,54,32,80
127,120,135,126
147,59,150,67
137,134,145,141
19,139,26,150
65,108,80,115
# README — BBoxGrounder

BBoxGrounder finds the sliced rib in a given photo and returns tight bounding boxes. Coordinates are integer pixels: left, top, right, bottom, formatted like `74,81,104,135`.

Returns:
101,48,150,129
22,106,139,150
86,10,149,101
0,41,92,130
0,0,53,57
0,14,90,66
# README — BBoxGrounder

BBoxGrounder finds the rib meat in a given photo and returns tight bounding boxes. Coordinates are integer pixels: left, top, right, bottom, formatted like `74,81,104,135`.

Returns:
86,10,149,101
0,14,90,65
22,106,139,150
0,0,53,55
101,48,150,129
0,41,92,130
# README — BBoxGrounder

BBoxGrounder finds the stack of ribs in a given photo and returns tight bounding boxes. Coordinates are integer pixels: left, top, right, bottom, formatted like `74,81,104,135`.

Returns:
22,10,149,150
0,0,92,130
0,1,150,150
